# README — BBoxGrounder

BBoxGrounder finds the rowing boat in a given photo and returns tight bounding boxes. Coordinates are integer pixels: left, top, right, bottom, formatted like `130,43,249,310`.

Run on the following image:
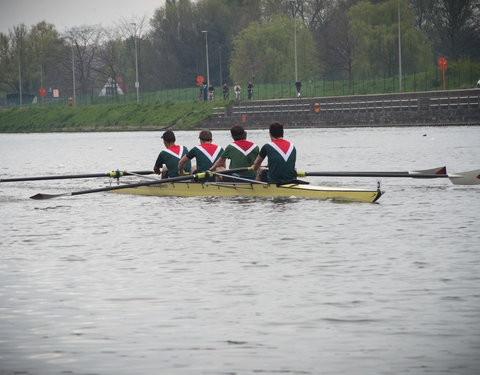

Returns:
18,166,476,202
109,181,383,203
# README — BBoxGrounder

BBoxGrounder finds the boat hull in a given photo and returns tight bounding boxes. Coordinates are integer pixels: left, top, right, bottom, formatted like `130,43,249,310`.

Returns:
110,182,383,203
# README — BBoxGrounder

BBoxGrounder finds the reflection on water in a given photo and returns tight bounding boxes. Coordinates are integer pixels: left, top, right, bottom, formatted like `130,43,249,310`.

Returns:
0,127,480,375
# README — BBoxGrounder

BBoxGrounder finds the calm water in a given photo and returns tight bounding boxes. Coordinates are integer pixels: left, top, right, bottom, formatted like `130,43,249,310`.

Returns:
0,127,479,375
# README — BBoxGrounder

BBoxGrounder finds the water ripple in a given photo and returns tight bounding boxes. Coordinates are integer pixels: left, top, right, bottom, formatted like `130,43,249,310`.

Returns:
1,128,479,375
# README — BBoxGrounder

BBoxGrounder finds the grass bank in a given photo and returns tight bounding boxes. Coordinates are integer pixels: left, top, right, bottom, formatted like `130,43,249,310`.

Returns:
0,100,227,133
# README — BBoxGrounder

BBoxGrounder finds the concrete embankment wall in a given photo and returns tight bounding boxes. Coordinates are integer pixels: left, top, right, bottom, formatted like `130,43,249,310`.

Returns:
201,89,480,130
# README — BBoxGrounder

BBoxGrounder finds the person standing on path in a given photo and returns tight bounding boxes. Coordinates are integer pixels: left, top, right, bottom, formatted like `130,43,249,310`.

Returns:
208,84,215,100
247,81,254,100
222,83,229,100
234,83,241,100
295,81,302,98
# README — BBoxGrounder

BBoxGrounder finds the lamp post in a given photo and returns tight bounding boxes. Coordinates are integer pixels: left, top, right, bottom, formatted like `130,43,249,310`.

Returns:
219,46,222,87
397,0,402,92
131,23,140,104
71,38,76,106
290,0,298,83
16,38,23,105
201,30,210,87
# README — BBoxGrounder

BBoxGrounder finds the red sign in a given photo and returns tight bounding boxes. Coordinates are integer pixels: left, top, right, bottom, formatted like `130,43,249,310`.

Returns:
438,57,448,90
39,87,46,97
196,76,204,86
438,57,448,70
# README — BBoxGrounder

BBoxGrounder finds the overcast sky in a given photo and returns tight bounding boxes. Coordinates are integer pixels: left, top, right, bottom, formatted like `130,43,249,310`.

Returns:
0,0,164,34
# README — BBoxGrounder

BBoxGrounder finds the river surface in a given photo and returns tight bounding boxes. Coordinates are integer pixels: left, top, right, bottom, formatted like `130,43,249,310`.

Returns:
0,127,479,375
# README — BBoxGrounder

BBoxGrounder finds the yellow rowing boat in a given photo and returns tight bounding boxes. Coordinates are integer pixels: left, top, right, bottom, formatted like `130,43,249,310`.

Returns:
110,181,383,203
19,165,477,202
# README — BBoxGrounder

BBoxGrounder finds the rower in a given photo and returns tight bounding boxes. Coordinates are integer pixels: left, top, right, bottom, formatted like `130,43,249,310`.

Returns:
154,130,191,178
178,129,223,182
210,125,259,182
253,122,297,184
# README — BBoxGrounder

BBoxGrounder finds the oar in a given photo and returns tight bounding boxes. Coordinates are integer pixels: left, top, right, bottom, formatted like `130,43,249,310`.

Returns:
29,167,252,200
1,170,154,183
296,166,480,185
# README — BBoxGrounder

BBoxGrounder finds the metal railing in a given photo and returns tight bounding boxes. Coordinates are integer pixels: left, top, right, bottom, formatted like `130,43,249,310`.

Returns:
2,63,480,109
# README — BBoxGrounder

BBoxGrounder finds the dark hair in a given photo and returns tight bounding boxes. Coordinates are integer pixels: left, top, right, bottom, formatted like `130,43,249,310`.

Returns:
230,125,246,141
269,122,284,138
161,130,175,143
199,129,212,142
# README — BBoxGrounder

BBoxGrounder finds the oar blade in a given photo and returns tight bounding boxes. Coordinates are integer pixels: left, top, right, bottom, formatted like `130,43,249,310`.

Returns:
449,169,480,185
30,192,72,200
409,166,447,175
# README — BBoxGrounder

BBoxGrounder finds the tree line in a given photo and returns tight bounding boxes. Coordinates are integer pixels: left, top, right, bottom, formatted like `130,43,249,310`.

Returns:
1,0,479,102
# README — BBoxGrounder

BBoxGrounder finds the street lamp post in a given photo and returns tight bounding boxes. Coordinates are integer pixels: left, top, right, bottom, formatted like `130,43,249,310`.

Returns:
71,39,76,105
290,0,298,83
397,0,402,92
131,23,140,104
219,47,222,87
16,38,23,105
201,30,210,87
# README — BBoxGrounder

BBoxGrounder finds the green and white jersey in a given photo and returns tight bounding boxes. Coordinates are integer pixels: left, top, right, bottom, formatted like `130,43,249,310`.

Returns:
187,143,223,181
259,138,296,184
155,145,190,177
222,140,259,178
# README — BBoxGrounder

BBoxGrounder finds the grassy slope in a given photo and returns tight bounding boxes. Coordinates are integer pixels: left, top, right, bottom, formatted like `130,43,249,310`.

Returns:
0,101,225,133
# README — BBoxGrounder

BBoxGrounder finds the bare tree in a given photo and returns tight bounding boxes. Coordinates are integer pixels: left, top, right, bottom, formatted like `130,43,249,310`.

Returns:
114,16,149,94
116,15,149,39
94,28,128,96
64,25,104,94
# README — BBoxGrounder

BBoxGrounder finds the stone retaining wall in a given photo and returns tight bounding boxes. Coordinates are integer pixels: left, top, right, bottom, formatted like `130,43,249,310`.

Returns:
200,89,480,129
